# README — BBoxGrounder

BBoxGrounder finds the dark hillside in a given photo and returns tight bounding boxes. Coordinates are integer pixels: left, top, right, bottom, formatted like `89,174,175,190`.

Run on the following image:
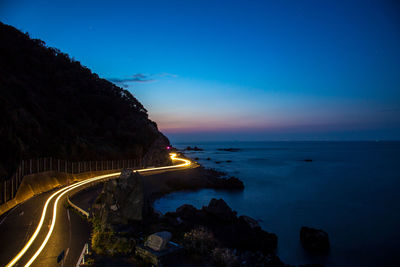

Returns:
0,22,170,180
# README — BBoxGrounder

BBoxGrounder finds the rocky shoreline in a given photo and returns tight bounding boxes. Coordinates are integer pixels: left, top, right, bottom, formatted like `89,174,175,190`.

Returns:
142,164,244,205
88,162,328,266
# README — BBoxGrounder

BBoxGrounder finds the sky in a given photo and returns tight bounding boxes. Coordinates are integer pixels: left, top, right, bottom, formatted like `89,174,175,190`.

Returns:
1,0,400,142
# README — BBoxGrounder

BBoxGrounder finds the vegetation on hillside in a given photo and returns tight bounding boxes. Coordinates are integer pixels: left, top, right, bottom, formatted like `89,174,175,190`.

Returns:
0,22,169,180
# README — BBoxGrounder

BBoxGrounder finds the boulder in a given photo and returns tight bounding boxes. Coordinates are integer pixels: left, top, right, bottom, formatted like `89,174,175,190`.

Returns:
161,199,278,255
221,177,244,190
300,226,330,252
238,251,284,267
185,146,203,151
239,215,260,229
217,148,241,152
202,198,236,221
92,169,146,226
143,134,171,167
176,204,198,219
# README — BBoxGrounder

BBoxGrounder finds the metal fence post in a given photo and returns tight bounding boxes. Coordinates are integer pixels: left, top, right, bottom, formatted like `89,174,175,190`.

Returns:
15,170,18,191
16,167,19,186
4,181,7,203
4,180,7,203
10,177,12,199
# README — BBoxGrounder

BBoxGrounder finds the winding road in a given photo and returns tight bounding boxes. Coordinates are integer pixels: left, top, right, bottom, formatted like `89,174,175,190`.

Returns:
0,153,191,267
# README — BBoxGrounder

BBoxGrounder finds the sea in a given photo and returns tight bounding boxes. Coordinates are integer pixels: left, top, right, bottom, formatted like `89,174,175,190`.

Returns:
154,141,400,266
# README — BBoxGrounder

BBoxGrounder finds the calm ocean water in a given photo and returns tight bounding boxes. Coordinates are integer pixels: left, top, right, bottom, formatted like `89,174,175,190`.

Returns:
154,141,400,266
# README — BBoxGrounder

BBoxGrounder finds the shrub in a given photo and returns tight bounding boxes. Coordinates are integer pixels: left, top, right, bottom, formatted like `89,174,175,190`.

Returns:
90,217,135,256
212,247,239,267
183,226,217,255
91,228,115,254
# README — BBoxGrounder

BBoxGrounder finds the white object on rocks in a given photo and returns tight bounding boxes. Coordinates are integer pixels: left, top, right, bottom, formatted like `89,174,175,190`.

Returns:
144,231,172,251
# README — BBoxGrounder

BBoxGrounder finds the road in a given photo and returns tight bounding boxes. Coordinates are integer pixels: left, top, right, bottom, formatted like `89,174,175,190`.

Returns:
0,153,191,266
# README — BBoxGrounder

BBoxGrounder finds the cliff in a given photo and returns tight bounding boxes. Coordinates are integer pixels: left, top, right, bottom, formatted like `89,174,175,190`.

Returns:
0,22,170,180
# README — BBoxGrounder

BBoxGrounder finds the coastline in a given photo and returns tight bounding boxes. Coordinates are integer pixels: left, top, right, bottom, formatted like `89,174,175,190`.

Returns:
85,159,283,265
143,164,244,208
79,153,326,266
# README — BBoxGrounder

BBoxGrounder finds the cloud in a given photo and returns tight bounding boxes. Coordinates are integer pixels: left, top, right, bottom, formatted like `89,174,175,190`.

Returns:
108,72,178,87
108,73,155,83
158,72,178,78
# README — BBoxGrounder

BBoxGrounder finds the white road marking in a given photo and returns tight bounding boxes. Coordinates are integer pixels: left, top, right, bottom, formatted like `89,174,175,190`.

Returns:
19,211,24,216
67,210,70,222
7,153,191,267
23,222,34,243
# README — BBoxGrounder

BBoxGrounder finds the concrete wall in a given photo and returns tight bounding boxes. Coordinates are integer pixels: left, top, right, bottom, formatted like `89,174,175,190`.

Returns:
0,169,121,216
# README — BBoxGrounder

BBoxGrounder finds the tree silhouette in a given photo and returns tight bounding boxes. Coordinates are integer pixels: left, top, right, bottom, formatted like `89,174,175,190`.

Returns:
0,21,169,180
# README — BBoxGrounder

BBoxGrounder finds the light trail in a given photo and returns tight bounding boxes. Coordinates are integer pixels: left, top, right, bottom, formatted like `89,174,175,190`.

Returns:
6,174,119,267
6,153,191,267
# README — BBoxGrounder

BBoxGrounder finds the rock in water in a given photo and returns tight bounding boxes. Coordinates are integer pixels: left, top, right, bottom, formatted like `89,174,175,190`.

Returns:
176,204,198,220
239,215,260,229
300,226,330,252
93,169,145,226
202,198,237,221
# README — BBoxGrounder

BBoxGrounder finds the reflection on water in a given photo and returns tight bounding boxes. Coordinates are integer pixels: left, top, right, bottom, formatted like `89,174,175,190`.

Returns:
154,142,400,266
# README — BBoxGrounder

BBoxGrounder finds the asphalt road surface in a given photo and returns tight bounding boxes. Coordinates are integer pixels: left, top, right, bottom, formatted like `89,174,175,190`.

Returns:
0,153,191,266
0,186,91,267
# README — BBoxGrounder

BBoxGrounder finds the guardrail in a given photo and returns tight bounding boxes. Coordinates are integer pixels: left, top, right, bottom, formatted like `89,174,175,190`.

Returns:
0,157,143,205
67,196,89,218
76,243,89,266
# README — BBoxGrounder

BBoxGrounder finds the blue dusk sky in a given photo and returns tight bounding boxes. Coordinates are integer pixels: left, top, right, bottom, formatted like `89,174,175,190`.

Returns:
1,0,400,141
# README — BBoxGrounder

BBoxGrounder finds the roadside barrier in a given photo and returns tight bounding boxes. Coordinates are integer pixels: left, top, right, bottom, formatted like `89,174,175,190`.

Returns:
67,196,89,218
0,157,143,205
76,243,89,266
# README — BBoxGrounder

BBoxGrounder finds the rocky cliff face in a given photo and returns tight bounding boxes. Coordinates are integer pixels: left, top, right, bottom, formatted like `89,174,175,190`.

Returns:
0,22,170,180
92,169,149,227
142,133,172,167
